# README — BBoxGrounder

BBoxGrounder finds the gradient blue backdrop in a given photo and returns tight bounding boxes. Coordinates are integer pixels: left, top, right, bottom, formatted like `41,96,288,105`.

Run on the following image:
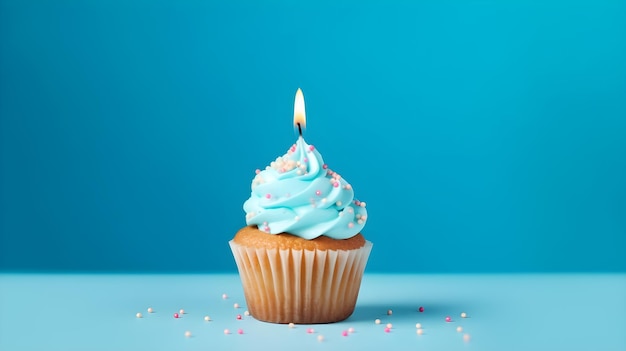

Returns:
1,0,625,273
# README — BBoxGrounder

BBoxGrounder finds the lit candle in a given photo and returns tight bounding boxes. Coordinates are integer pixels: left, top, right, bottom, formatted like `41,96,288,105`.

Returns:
294,88,306,136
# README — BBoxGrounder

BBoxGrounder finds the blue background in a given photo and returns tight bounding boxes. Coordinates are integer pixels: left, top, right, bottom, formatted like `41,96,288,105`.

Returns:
1,0,624,273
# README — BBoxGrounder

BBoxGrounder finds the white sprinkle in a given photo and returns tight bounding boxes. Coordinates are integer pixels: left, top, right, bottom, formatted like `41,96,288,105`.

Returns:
321,198,327,203
204,316,211,321
348,327,355,333
233,303,240,309
184,331,192,338
386,323,393,329
224,329,230,335
336,201,342,206
222,294,228,299
288,322,295,328
135,312,142,318
317,335,324,342
387,309,393,315
244,311,250,316
415,323,422,329
360,201,366,207
457,326,463,333
463,333,471,342
417,329,424,335
461,312,467,318
375,319,381,324
179,309,185,315
147,307,153,313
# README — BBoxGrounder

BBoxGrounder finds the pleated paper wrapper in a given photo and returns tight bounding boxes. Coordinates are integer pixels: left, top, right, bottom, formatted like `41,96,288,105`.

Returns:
229,240,373,324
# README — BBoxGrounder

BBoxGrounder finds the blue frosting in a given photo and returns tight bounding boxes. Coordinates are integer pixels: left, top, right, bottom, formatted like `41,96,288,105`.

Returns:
244,137,367,240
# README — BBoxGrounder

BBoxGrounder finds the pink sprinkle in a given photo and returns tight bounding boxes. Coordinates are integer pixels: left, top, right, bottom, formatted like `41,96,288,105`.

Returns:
308,145,314,151
354,200,361,206
384,327,391,333
290,145,296,152
236,314,242,320
265,193,271,199
348,222,354,228
315,190,321,196
264,226,270,232
445,316,451,322
342,330,348,337
303,158,308,163
255,169,260,174
224,329,230,335
237,329,244,334
419,306,424,312
173,313,179,318
333,182,339,188
307,328,315,334
322,164,328,169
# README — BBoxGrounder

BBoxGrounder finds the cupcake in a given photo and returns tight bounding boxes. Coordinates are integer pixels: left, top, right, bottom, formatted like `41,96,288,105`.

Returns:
229,97,372,324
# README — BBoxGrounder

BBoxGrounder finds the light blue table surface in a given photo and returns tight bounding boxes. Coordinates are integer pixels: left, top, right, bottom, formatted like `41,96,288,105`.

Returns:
1,273,625,351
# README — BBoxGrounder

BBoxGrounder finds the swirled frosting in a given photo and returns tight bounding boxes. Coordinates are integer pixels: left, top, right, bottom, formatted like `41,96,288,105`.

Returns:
244,137,367,240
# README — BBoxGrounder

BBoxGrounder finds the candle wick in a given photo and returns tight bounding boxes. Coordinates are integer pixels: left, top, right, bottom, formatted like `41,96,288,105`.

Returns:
297,123,302,137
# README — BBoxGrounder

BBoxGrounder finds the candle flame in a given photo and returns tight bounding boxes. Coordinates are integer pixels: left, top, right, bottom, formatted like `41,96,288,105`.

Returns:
293,88,306,129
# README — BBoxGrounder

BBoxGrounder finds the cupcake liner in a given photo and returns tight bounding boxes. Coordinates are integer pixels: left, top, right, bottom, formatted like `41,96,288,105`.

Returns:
229,240,373,324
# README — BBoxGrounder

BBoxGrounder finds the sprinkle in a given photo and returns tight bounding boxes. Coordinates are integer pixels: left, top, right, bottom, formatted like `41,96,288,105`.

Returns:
147,307,153,313
236,314,242,320
445,316,452,322
336,201,342,206
415,323,422,329
417,329,424,335
294,216,300,221
296,170,302,175
307,328,315,334
184,331,192,338
358,220,364,224
333,182,339,188
224,329,230,335
344,184,352,190
360,201,366,207
303,158,308,163
308,145,315,151
387,309,393,315
179,309,185,315
222,294,228,299
234,303,240,309
255,169,261,174
457,326,463,332
204,316,211,321
386,323,393,329
348,327,355,333
321,198,327,203
265,193,271,199
375,319,381,324
264,226,270,232
315,190,321,196
173,313,179,318
461,312,467,318
355,200,361,206
322,164,328,169
288,323,295,328
384,327,391,333
348,222,354,228
419,307,424,312
317,335,324,342
342,330,348,337
244,311,250,316
135,312,142,318
237,329,244,334
463,334,471,342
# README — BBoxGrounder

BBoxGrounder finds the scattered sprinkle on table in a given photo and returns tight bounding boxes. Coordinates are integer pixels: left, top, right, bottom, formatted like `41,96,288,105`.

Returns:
244,310,250,316
184,331,191,338
317,335,324,342
135,312,142,318
224,329,230,335
237,328,244,334
461,312,467,318
386,323,393,329
222,294,228,299
419,306,424,312
375,319,381,324
179,309,185,315
415,323,422,329
464,333,471,342
457,326,463,332
173,313,179,318
306,328,315,334
288,323,295,328
445,316,451,322
204,315,211,321
387,309,393,315
417,329,424,335
233,303,240,309
147,307,153,313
